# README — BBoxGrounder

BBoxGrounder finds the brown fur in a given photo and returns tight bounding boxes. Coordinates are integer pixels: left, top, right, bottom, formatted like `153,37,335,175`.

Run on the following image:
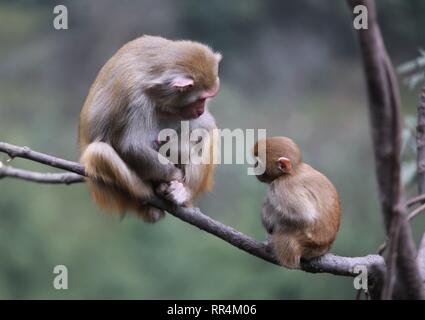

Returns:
254,137,341,268
79,36,220,221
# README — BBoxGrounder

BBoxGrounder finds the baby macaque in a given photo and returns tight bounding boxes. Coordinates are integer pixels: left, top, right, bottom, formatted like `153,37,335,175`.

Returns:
253,137,341,268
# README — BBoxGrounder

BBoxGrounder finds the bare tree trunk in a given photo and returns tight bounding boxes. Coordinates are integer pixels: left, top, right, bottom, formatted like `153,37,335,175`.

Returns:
417,84,425,194
347,0,425,299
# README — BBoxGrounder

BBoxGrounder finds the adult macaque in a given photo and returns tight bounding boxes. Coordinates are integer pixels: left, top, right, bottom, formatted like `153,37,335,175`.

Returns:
79,35,221,222
253,137,341,268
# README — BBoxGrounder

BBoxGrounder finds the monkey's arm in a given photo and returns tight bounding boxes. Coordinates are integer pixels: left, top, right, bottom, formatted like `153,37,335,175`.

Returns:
119,142,181,183
121,143,191,205
261,198,279,234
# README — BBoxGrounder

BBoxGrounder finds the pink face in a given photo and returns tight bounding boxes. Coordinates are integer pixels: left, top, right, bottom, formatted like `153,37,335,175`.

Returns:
178,85,220,120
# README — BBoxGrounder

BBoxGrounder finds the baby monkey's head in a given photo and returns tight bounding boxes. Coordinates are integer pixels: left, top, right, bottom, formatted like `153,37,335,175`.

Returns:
253,136,302,183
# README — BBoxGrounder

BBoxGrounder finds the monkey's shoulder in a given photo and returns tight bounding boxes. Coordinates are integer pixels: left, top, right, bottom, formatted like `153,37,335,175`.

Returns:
296,164,341,220
263,187,316,229
266,163,340,221
266,177,317,222
296,164,339,196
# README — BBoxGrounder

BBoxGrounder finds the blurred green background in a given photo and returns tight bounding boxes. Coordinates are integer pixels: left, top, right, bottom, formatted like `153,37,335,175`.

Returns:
0,0,424,299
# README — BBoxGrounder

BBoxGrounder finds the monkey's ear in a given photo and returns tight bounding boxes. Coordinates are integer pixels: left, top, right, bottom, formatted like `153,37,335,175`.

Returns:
277,157,292,173
171,75,194,91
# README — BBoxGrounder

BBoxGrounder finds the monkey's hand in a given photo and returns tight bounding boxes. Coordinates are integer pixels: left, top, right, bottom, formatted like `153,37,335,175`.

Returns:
156,180,191,206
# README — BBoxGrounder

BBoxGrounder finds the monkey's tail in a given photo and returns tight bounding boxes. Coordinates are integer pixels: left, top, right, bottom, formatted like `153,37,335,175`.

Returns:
80,141,156,219
270,233,303,269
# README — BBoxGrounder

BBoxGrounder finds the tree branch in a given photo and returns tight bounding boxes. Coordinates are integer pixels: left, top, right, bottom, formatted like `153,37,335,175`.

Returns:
406,194,425,207
0,164,84,184
0,141,385,277
417,83,425,194
0,142,85,176
407,203,425,221
418,234,425,284
416,84,425,287
347,0,425,299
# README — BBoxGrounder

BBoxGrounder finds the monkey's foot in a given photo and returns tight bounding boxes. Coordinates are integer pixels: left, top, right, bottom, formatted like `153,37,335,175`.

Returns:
138,206,165,223
157,180,190,206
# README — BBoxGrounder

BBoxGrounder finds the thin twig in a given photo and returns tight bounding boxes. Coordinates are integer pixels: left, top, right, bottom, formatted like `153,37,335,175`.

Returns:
0,140,385,277
377,240,387,255
405,194,425,208
0,164,84,184
407,203,425,221
0,142,85,176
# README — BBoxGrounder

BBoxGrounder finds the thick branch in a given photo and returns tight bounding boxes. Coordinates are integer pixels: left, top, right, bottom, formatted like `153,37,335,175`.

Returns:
0,141,385,277
347,0,424,299
348,0,402,231
417,84,425,194
418,234,425,283
416,84,425,286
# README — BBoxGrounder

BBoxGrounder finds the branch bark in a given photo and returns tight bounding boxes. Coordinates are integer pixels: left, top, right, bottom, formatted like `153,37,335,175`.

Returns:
416,84,425,287
0,164,84,184
417,83,425,194
0,142,85,176
418,234,425,284
347,0,425,299
0,141,385,277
